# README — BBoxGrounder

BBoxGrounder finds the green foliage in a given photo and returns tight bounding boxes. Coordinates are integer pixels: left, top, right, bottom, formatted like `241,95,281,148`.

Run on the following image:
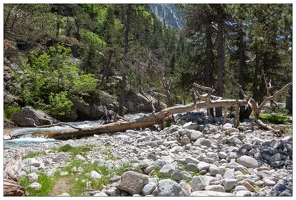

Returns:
47,92,76,117
259,113,289,124
11,44,98,119
80,28,106,47
4,3,292,121
4,105,21,120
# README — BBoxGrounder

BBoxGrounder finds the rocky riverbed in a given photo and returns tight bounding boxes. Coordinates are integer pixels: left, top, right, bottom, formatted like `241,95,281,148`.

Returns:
3,112,293,196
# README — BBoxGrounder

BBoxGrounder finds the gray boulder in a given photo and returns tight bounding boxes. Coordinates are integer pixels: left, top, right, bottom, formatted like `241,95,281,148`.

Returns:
237,155,258,168
116,171,149,195
12,106,58,127
157,179,189,196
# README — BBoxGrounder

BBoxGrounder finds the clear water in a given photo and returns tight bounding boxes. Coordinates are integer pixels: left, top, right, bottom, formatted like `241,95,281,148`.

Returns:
3,120,104,147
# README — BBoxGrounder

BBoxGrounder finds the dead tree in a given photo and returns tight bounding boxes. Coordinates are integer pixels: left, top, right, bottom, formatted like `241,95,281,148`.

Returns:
227,70,292,136
5,98,248,140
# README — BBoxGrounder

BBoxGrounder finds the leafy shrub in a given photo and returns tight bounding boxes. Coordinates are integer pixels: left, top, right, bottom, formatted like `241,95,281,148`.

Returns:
4,105,21,120
47,91,76,118
11,44,98,119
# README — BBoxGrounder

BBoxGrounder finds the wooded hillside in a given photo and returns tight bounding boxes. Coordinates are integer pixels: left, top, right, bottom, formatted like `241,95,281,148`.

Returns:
3,4,292,123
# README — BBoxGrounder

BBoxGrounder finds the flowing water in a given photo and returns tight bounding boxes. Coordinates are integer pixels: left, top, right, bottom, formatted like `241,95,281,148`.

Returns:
3,120,105,148
3,113,148,148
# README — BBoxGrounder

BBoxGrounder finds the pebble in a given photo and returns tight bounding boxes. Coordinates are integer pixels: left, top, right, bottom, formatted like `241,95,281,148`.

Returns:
3,112,292,197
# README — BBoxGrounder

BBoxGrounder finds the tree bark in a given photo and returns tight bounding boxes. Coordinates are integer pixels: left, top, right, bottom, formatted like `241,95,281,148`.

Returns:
215,4,225,117
3,151,27,196
118,4,131,117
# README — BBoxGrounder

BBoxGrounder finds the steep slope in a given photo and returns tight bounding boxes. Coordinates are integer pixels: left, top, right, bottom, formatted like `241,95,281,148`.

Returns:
149,4,184,29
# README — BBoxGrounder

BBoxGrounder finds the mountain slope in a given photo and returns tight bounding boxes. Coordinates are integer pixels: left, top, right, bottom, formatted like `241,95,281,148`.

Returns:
149,4,184,29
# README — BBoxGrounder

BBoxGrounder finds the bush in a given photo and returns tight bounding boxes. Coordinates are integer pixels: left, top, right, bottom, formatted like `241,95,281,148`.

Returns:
4,105,21,120
46,92,77,121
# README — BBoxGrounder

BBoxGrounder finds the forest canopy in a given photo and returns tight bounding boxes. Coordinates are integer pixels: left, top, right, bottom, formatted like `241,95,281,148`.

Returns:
3,4,292,121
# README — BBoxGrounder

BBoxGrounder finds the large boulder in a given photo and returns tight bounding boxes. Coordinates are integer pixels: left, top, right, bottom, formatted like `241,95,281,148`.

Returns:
125,91,166,113
116,171,149,195
12,106,58,127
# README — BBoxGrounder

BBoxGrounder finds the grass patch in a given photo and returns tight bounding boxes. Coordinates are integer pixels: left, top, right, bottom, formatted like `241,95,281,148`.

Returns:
54,144,96,157
20,144,138,196
101,149,118,160
259,113,289,124
19,173,54,196
22,151,46,159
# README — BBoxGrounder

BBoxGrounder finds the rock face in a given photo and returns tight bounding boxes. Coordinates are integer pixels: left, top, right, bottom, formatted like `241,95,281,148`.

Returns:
11,106,59,127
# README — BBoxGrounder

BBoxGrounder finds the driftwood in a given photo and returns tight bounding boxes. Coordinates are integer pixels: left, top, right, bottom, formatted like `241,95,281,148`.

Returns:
3,151,27,196
9,99,248,140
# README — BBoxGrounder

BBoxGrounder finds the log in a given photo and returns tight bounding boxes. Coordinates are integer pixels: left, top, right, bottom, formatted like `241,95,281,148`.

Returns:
4,179,26,196
13,99,247,140
3,151,27,196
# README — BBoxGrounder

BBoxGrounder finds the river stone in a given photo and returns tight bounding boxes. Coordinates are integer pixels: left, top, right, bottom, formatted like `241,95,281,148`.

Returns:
269,153,282,163
159,164,175,177
193,138,212,147
58,193,70,196
185,156,199,165
222,179,238,192
142,182,157,195
157,179,189,196
116,171,149,195
183,122,199,130
28,182,41,190
93,192,108,196
205,185,225,192
191,176,207,191
270,161,285,168
179,180,192,195
223,168,235,179
154,159,167,168
22,158,41,167
237,155,258,168
171,170,192,181
53,152,68,162
27,172,38,183
89,170,102,179
186,163,198,172
185,129,203,141
235,190,252,196
197,162,210,171
191,191,235,196
74,154,86,161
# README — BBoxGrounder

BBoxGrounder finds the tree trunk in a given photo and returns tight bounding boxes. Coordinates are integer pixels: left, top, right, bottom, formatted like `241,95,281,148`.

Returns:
8,100,248,140
238,27,246,121
118,5,131,116
215,4,225,117
286,86,292,113
205,25,214,116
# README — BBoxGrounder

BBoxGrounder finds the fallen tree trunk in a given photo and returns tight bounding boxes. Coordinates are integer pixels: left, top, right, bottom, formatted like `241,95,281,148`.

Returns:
3,151,27,196
4,179,26,196
15,99,247,140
